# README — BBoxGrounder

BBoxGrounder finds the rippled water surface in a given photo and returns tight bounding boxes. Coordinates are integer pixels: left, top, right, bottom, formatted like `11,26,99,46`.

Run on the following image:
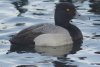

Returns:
0,0,100,67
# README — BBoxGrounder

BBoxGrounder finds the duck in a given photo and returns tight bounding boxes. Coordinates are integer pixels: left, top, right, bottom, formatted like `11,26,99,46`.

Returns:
9,2,83,53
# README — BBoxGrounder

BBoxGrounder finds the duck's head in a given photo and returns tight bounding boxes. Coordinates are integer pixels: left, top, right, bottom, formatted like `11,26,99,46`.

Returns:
55,2,76,27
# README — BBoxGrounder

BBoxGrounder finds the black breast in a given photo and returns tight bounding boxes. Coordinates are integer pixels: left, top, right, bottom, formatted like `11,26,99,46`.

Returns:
64,23,83,42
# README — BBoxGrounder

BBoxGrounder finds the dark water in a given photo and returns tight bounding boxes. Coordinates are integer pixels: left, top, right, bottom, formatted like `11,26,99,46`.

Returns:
0,0,100,67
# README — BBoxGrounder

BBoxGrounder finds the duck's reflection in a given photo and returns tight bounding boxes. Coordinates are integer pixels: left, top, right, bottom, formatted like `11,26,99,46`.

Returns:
35,44,73,57
16,40,82,67
53,61,77,67
16,62,77,67
70,40,83,54
35,40,82,57
11,0,28,16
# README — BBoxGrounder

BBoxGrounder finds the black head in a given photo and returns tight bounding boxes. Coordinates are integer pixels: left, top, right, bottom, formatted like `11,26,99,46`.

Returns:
55,2,76,27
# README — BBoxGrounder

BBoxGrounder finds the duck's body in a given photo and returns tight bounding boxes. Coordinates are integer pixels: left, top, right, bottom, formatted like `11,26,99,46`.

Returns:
9,2,83,53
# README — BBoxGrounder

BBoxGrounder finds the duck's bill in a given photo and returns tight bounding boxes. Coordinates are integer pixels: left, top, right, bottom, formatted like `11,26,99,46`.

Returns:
74,12,90,20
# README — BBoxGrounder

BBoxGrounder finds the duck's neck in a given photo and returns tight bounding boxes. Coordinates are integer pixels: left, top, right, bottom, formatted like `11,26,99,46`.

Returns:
55,20,71,28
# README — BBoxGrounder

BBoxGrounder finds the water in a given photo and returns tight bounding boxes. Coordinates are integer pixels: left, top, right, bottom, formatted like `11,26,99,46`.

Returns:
0,0,100,67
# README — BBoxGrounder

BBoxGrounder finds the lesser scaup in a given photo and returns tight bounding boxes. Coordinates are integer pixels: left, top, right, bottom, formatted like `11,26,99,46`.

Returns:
9,2,83,53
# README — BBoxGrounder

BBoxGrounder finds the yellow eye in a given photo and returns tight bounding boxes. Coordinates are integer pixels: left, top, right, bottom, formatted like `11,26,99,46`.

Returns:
66,9,70,11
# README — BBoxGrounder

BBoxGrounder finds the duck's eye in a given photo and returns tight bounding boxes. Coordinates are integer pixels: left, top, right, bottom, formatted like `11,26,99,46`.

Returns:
66,9,70,12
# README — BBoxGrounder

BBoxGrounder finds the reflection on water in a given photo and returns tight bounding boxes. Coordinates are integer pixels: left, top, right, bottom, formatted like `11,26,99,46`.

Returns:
12,0,28,16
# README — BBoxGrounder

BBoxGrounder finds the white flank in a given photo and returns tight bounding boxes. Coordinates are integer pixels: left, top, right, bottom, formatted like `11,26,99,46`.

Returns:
34,33,73,46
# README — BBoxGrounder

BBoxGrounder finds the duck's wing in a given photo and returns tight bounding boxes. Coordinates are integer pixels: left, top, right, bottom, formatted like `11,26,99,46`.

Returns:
9,24,45,52
10,24,44,44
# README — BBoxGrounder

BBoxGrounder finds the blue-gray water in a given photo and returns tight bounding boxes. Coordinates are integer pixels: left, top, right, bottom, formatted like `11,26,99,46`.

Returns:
0,0,100,67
